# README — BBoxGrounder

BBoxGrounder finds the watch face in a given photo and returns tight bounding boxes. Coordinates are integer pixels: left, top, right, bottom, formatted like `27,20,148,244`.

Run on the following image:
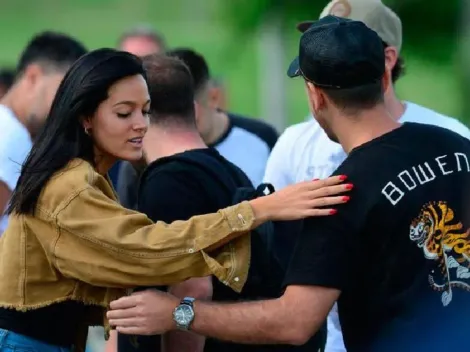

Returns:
174,304,194,325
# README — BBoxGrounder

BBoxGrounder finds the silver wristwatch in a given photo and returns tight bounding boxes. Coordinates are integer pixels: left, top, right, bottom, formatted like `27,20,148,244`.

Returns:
173,296,195,330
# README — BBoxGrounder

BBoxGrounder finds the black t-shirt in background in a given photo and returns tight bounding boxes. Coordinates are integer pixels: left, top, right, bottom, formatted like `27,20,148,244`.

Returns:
283,123,470,352
117,149,214,352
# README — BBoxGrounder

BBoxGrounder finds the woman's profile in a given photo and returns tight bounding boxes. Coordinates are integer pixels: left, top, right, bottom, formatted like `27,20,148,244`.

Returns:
0,48,351,352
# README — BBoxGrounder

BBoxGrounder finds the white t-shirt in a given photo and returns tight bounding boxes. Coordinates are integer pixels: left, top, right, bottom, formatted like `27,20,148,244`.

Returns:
263,101,470,352
0,105,32,233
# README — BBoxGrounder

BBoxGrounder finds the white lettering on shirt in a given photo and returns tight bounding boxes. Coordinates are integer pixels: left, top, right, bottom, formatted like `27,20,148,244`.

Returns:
381,152,470,206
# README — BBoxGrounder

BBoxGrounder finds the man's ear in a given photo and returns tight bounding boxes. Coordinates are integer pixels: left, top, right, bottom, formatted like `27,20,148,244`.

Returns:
206,86,221,110
22,64,43,88
306,81,325,112
384,46,398,75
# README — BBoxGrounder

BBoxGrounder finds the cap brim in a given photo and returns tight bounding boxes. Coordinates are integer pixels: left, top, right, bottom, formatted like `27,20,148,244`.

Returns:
287,57,301,78
296,21,314,33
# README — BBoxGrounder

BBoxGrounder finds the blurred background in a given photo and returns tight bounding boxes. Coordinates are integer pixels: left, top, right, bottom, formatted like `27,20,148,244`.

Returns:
0,0,466,350
0,0,466,132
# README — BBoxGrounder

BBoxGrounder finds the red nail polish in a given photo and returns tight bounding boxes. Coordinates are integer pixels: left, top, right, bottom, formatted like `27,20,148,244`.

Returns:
329,209,337,215
345,183,354,190
313,178,320,181
342,196,350,201
339,175,347,181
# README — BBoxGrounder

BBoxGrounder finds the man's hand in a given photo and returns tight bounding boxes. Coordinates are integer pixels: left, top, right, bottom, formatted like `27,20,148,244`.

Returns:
107,289,179,335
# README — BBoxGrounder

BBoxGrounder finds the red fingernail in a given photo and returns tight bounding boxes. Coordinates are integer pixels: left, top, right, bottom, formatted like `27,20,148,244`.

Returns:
345,183,354,190
313,178,320,181
329,209,337,215
342,196,350,201
339,175,347,181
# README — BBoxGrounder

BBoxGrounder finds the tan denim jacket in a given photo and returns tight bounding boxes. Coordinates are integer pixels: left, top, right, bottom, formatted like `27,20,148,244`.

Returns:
0,159,253,349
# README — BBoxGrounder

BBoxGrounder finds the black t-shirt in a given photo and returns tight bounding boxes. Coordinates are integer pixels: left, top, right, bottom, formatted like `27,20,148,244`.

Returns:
118,148,324,352
117,149,215,352
283,123,470,352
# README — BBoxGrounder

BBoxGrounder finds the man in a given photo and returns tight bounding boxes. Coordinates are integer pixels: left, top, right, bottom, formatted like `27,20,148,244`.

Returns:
108,16,470,351
263,1,470,350
0,68,14,98
117,48,279,209
112,54,212,352
0,31,87,234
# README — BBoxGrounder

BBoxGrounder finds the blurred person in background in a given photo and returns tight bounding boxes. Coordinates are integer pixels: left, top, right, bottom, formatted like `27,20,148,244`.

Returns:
0,68,15,98
117,48,279,209
118,24,167,57
263,1,470,351
168,49,279,186
110,24,168,190
0,31,87,235
0,47,344,352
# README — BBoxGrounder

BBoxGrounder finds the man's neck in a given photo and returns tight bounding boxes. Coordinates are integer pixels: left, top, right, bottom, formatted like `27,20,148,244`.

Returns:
0,85,29,130
333,104,402,154
384,85,406,121
143,126,208,164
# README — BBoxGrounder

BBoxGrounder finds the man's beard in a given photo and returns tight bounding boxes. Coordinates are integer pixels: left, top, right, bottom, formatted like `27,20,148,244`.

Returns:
314,111,339,144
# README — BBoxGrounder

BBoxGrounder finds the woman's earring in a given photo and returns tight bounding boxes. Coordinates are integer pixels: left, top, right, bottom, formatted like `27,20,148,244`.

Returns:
84,127,90,135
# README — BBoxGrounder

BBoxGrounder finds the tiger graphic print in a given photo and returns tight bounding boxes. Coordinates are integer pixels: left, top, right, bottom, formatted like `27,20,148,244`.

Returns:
409,201,470,306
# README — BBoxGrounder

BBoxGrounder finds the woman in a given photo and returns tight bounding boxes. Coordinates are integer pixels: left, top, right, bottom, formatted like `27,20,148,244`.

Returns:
0,49,351,352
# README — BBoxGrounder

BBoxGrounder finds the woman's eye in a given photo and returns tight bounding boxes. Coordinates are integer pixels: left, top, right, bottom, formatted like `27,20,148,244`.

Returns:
117,112,131,118
143,110,150,116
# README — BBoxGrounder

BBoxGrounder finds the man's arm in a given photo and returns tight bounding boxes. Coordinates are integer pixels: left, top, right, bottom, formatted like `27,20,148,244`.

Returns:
190,284,338,345
164,277,212,352
108,284,339,345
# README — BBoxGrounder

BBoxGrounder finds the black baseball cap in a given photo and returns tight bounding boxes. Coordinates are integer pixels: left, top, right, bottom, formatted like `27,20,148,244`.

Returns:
287,15,385,89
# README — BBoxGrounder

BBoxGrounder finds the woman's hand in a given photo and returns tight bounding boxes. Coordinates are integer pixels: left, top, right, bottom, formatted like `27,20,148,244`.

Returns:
249,175,352,225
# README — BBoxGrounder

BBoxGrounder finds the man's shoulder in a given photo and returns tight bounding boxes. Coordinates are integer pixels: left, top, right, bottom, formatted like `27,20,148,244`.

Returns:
276,118,340,154
403,102,470,138
140,150,224,190
228,112,279,149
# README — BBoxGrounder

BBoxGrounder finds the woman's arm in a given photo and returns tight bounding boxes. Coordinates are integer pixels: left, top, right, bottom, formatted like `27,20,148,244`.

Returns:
39,176,350,291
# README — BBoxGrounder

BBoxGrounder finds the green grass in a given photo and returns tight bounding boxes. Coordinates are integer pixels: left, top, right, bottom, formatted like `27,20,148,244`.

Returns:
0,0,464,127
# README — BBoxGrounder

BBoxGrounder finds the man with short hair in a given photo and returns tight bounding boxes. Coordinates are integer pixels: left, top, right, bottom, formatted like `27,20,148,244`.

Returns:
0,31,87,234
116,48,279,209
108,15,470,352
263,1,470,350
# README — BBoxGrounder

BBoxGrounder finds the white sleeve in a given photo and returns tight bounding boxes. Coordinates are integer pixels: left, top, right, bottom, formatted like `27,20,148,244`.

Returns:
454,122,470,140
0,128,32,191
263,129,295,190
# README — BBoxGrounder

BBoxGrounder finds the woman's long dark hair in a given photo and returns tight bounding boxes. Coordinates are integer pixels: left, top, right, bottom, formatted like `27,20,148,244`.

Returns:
7,48,147,215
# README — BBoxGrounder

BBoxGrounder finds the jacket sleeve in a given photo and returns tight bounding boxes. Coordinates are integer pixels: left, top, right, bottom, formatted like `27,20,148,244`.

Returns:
52,186,253,292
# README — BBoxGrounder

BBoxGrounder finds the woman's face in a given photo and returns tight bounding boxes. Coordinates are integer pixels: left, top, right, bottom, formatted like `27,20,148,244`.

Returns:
83,74,150,166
